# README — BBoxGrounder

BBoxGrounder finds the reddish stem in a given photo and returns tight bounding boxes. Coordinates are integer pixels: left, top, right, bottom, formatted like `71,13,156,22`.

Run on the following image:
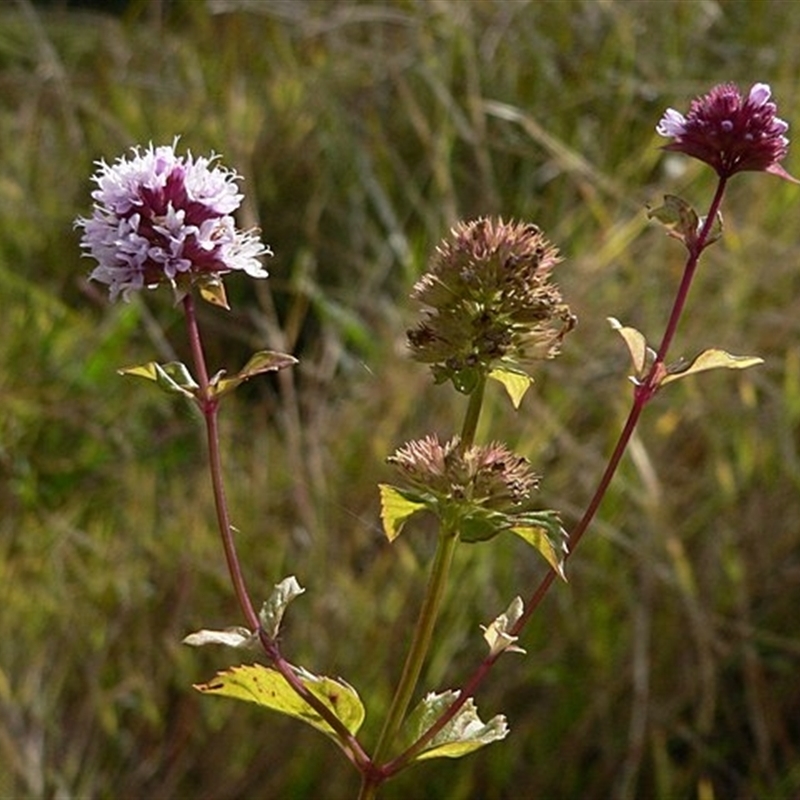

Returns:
183,294,259,630
257,631,373,771
182,293,372,772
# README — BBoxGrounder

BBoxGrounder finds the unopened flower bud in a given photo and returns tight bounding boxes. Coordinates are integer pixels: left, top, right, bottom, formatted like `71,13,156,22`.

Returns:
407,217,574,391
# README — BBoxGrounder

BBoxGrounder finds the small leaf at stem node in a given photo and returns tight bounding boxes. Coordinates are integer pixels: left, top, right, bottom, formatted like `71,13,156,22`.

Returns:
481,596,526,657
488,366,533,409
661,348,764,386
118,360,199,399
398,690,509,762
210,350,298,398
183,626,258,650
260,576,306,639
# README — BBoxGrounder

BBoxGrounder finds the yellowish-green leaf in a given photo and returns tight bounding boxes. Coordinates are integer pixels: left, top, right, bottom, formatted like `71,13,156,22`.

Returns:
661,348,764,386
399,690,508,762
118,360,199,399
194,664,364,745
647,194,723,251
608,317,651,377
647,194,698,248
510,523,567,580
488,367,532,409
119,363,160,381
378,484,428,542
198,276,230,309
211,351,298,397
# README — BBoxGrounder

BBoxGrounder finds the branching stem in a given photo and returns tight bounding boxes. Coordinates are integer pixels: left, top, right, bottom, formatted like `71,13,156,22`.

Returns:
385,176,730,773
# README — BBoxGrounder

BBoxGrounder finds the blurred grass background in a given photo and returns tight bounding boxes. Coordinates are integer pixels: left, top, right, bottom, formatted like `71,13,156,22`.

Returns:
2,0,800,797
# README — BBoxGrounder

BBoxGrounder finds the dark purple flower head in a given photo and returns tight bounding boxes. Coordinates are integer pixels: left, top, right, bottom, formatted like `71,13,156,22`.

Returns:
657,82,797,182
76,140,271,301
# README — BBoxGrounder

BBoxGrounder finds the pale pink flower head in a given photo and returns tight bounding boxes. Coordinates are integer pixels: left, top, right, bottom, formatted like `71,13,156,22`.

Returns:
76,140,271,301
656,82,797,182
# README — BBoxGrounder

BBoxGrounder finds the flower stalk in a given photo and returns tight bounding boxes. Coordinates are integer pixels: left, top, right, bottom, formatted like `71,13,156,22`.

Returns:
368,376,488,786
184,292,374,772
364,527,460,790
459,373,486,452
182,293,259,630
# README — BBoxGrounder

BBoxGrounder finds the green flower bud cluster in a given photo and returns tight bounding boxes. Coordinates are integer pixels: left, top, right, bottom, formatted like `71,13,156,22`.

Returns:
407,217,575,393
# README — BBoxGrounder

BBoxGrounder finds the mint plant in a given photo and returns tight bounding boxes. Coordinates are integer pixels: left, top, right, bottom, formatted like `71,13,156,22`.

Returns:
75,81,796,799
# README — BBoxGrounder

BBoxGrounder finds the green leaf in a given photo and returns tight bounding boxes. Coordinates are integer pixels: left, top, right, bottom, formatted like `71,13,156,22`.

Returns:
647,194,698,248
118,360,199,399
647,194,723,251
661,348,764,386
399,690,508,762
259,576,306,640
459,510,501,543
458,507,568,577
182,626,257,650
194,664,365,747
378,484,429,542
481,596,526,657
448,366,481,395
509,510,568,579
211,350,298,398
608,317,652,379
698,210,724,247
489,366,533,409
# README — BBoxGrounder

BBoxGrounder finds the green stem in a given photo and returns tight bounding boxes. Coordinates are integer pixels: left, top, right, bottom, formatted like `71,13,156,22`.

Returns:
364,378,488,795
369,528,460,764
459,374,486,450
